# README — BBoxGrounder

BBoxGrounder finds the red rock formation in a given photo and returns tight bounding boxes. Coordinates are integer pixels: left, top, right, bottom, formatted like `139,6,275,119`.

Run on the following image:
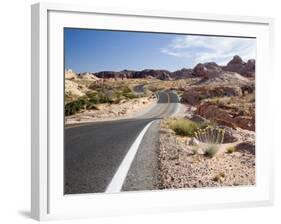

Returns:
181,85,242,105
192,62,223,79
222,55,255,77
196,102,255,131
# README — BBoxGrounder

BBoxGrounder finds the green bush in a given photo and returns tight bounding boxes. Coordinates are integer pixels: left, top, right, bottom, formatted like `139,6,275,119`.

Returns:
85,102,98,110
89,96,100,104
168,118,199,137
65,94,100,116
86,91,116,104
65,98,87,116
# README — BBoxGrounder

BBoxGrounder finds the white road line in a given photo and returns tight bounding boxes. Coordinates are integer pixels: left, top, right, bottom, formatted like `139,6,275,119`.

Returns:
105,120,155,193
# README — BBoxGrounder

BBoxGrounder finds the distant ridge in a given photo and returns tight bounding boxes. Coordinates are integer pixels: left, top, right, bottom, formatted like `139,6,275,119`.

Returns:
66,55,255,81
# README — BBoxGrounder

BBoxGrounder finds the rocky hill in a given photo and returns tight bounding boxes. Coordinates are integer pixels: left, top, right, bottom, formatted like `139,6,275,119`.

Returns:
222,55,255,77
76,72,100,81
192,56,255,79
180,56,255,131
65,69,77,80
65,69,100,81
94,69,173,80
108,56,253,80
65,55,255,81
171,68,193,79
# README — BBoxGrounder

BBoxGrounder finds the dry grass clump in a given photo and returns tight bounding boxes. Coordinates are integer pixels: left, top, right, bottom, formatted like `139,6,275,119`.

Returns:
204,144,219,158
212,172,225,182
226,146,236,154
194,127,225,144
168,118,199,137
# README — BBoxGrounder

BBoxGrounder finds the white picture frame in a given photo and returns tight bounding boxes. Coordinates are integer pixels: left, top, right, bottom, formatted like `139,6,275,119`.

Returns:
31,2,275,221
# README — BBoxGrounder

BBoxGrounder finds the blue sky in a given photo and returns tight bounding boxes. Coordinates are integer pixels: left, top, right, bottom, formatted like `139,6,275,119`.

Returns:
64,28,256,73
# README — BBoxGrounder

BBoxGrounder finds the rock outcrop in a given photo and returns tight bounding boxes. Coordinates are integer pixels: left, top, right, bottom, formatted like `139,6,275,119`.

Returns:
236,141,255,155
192,62,222,79
191,56,255,79
196,72,253,86
196,102,255,131
65,80,87,97
181,85,242,105
94,69,173,80
94,71,124,79
192,56,255,79
222,55,255,77
65,69,77,80
77,72,100,82
172,68,194,79
65,55,255,81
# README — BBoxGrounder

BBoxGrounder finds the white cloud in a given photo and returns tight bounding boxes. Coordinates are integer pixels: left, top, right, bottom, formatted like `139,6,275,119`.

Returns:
161,35,256,66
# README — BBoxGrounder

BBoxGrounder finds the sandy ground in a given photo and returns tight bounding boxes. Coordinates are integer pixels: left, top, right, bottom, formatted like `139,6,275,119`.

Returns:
157,104,255,189
65,96,156,124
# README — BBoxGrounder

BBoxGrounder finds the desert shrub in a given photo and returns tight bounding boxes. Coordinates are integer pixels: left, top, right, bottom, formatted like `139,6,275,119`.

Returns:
212,175,220,182
226,146,236,154
212,172,225,182
204,144,219,158
64,94,78,104
123,92,138,99
195,127,225,144
65,93,101,116
85,102,99,110
94,92,112,104
65,98,87,116
168,118,199,137
198,119,218,129
86,92,102,104
65,84,141,116
121,85,131,94
87,87,138,104
87,92,110,104
117,86,138,99
115,91,123,99
89,96,100,104
88,93,101,104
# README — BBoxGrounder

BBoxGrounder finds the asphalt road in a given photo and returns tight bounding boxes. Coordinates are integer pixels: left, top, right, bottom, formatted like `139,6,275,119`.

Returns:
133,84,145,93
64,91,179,194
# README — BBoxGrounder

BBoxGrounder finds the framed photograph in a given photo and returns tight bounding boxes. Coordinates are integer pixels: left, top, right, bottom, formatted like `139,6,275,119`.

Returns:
31,2,274,221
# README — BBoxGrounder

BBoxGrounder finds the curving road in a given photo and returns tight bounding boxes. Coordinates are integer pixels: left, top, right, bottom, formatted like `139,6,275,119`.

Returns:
133,84,145,93
64,91,179,194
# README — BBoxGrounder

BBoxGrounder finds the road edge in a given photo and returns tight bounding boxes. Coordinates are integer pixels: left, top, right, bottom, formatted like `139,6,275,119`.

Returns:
105,120,155,193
